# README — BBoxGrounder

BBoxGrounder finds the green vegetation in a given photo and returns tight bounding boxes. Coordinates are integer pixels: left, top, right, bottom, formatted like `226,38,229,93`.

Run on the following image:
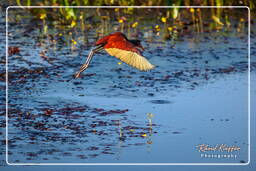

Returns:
6,0,252,47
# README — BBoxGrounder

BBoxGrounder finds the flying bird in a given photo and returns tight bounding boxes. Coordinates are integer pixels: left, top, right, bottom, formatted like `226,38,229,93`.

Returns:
74,32,155,78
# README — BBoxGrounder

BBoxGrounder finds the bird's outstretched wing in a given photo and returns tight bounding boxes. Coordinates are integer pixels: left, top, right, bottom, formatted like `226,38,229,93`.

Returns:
104,38,155,71
105,48,154,71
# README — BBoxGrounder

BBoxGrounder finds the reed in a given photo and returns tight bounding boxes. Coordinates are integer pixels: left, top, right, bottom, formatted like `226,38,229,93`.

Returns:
11,0,253,43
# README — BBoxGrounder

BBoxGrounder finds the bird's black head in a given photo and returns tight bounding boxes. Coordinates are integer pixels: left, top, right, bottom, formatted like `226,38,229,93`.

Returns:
130,40,144,51
130,40,141,46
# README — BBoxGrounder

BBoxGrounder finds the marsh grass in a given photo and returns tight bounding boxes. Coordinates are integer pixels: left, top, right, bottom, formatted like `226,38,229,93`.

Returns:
6,0,251,48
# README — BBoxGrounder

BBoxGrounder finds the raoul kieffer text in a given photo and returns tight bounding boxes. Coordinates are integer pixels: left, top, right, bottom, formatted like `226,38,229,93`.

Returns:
196,144,241,153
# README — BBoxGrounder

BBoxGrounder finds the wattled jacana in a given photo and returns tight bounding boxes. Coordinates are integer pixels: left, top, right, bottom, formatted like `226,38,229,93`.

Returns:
74,32,155,78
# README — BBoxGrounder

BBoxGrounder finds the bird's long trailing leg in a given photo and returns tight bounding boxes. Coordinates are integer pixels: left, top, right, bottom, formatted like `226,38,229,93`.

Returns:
74,45,103,78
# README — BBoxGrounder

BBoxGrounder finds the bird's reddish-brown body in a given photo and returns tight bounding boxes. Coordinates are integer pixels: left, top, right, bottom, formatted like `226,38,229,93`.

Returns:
95,32,141,55
74,32,154,78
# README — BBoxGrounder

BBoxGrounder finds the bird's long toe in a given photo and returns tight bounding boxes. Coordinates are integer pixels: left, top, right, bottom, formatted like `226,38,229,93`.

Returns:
74,72,81,79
